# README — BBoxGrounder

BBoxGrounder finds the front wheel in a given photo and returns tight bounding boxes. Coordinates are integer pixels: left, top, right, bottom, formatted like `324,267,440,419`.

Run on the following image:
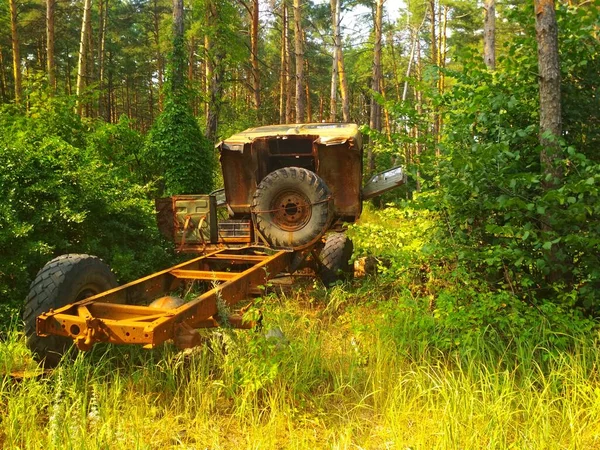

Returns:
23,254,118,367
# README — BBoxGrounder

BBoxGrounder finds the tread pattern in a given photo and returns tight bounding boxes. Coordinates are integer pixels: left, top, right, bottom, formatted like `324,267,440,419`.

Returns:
252,167,333,249
23,254,117,367
319,233,354,287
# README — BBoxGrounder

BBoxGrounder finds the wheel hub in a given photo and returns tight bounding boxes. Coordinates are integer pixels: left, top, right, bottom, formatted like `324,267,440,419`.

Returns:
271,191,312,231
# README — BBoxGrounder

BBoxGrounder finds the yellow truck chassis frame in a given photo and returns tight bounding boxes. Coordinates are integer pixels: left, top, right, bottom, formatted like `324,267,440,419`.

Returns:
36,247,291,351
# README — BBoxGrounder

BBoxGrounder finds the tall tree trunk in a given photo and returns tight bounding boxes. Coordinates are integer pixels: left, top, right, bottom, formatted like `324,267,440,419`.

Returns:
0,47,7,101
250,0,260,111
98,0,108,117
9,0,21,104
76,0,92,116
332,0,349,121
329,0,339,122
535,0,562,188
153,0,164,111
172,0,184,94
279,1,287,124
293,0,304,122
483,0,496,70
305,58,311,122
368,0,384,173
429,0,437,66
204,1,221,141
46,0,56,92
285,1,293,123
329,0,339,121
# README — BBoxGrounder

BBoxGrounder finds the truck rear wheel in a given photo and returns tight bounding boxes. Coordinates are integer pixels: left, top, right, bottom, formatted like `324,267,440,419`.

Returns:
319,233,354,287
23,254,118,367
252,167,333,249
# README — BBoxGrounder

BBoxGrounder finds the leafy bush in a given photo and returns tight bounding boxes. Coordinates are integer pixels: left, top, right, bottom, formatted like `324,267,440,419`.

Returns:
0,100,173,327
143,98,217,196
432,4,600,308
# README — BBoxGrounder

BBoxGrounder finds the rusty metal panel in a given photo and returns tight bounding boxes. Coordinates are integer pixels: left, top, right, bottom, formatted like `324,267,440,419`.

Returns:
316,141,362,220
220,143,256,214
155,198,175,240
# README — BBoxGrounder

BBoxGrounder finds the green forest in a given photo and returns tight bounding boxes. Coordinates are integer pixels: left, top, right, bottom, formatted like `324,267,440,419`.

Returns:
1,0,600,447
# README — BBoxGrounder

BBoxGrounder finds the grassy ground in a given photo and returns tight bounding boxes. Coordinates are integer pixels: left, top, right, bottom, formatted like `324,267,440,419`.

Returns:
2,206,600,449
1,279,600,449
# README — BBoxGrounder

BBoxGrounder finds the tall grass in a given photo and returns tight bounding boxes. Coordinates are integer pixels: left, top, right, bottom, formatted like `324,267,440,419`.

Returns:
1,282,600,449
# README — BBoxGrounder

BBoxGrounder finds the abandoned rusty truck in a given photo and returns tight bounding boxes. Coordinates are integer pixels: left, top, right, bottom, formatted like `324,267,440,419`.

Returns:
24,123,406,366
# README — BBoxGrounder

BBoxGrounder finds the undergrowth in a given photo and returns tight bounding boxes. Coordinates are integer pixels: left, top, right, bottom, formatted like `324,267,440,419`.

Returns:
1,204,599,448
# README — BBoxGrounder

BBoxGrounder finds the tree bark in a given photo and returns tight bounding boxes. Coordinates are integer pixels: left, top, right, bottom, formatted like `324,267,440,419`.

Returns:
0,47,7,101
293,0,305,122
483,0,496,70
285,1,293,123
76,0,92,115
279,1,287,123
305,57,311,122
98,0,108,119
535,0,562,188
250,0,260,111
172,0,184,94
368,0,384,172
9,0,21,104
329,0,339,122
46,0,56,93
152,0,164,111
333,0,349,121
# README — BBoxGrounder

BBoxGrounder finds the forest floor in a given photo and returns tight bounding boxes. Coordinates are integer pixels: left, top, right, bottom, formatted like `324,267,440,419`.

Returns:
1,208,600,449
1,277,600,449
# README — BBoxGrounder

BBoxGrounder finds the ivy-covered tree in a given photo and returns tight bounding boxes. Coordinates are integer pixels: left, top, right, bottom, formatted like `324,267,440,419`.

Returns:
143,0,216,196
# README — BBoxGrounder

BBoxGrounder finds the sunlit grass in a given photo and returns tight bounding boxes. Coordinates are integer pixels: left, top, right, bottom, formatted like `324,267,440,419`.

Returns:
1,281,600,449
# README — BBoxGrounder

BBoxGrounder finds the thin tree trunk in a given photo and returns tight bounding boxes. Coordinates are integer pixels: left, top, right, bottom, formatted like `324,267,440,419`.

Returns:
333,0,349,121
205,0,221,142
329,0,339,122
279,1,287,124
76,0,92,116
9,0,21,104
46,0,56,93
0,47,7,101
305,58,311,122
483,0,496,70
153,0,164,111
429,0,437,66
285,1,293,123
329,0,339,121
535,0,562,188
293,0,304,122
368,0,384,173
388,28,400,100
172,0,184,94
66,44,72,95
318,93,323,122
98,0,108,117
250,0,260,110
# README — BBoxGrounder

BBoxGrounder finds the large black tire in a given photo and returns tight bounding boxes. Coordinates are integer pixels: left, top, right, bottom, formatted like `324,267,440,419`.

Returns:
252,167,333,249
319,233,354,287
23,254,118,367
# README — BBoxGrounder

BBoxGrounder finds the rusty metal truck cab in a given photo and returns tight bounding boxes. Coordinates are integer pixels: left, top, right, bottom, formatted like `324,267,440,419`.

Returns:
218,123,363,224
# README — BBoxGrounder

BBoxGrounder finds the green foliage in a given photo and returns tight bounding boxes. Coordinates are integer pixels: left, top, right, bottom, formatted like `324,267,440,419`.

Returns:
143,10,217,196
414,3,600,309
0,98,173,326
350,204,597,358
143,98,216,196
